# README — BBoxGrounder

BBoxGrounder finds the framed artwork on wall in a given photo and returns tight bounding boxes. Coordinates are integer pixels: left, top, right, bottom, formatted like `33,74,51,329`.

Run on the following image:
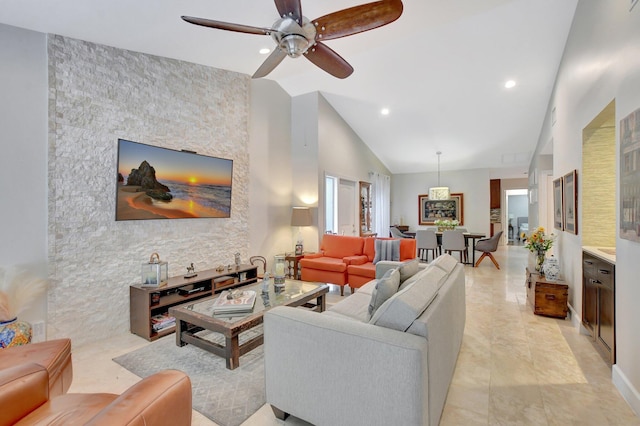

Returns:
553,177,564,231
563,170,578,234
418,193,464,225
620,107,640,242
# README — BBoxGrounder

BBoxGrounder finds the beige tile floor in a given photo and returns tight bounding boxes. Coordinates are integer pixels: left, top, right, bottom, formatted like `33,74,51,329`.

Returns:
69,245,640,425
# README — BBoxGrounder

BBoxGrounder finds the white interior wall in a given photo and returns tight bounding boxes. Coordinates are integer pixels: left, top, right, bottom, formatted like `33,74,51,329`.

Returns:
0,24,48,329
536,0,640,414
391,169,491,236
249,79,294,267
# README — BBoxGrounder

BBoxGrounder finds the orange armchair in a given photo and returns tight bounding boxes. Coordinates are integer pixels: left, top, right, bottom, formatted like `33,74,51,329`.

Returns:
299,234,365,296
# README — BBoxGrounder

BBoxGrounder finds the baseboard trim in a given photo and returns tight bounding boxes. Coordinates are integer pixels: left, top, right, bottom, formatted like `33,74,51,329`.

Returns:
567,302,581,329
613,365,640,417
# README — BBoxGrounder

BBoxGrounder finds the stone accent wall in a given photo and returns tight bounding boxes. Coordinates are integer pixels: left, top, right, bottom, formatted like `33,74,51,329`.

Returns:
47,35,250,346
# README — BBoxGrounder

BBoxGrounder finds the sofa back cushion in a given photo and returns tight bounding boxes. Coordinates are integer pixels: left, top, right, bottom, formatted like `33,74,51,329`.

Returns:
369,266,448,331
321,234,364,259
431,253,458,273
398,238,417,261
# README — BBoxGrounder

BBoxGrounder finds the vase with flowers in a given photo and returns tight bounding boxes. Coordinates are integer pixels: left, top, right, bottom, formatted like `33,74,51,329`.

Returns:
434,219,459,232
0,267,47,348
521,226,555,275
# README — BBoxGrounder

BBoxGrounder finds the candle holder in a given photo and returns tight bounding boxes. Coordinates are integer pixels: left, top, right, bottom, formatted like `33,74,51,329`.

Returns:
274,255,286,289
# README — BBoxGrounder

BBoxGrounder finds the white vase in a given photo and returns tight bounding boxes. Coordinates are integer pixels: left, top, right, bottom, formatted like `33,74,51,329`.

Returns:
543,255,560,281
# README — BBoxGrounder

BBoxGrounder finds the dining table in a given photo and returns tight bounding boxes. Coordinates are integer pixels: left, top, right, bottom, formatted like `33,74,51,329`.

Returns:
403,231,486,267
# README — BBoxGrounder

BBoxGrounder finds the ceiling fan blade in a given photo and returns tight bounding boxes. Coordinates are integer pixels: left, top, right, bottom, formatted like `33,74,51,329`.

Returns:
252,49,287,78
312,0,403,41
274,0,303,24
304,42,354,79
181,16,273,36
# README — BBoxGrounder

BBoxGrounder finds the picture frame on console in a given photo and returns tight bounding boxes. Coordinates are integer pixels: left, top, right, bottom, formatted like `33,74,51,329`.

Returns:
418,193,464,225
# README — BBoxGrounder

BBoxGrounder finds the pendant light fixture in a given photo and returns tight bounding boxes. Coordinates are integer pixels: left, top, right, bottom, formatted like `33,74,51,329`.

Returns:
429,151,450,200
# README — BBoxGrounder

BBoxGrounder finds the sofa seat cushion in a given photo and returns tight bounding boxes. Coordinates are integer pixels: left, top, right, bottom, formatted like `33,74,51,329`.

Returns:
356,279,378,296
347,262,375,279
369,266,448,332
326,292,372,322
15,393,119,425
299,256,348,273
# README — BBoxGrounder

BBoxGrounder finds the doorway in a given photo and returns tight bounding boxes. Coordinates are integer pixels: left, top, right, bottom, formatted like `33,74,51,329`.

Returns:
506,189,528,244
325,174,357,236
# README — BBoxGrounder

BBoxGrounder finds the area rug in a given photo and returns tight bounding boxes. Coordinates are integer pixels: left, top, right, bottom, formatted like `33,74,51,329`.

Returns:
113,328,265,426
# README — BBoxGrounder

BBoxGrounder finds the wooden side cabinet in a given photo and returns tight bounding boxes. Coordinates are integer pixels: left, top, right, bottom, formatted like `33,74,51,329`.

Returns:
130,265,258,341
525,268,568,318
582,251,616,364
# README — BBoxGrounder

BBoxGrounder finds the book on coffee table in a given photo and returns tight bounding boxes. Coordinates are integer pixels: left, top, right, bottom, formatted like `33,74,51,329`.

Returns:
211,289,256,316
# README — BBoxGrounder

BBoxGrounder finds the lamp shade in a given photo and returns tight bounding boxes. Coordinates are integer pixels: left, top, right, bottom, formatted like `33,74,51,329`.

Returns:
291,207,312,227
429,187,450,200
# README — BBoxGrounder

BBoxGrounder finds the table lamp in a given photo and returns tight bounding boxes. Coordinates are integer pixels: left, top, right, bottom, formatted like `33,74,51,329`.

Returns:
291,207,312,255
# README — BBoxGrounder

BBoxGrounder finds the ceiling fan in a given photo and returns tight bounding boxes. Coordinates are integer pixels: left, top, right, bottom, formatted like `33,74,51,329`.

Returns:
182,0,403,79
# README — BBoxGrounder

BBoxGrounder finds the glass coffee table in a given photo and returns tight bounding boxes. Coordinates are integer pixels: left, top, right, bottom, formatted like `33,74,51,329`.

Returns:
169,279,329,369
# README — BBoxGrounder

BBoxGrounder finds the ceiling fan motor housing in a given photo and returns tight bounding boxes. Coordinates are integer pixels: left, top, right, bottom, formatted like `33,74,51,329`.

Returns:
271,16,316,57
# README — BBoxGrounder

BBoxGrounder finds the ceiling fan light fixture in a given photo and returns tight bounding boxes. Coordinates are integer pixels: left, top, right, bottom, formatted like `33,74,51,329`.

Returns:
429,151,450,200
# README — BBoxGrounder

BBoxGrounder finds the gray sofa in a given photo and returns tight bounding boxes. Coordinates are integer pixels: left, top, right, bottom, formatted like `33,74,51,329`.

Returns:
263,254,466,426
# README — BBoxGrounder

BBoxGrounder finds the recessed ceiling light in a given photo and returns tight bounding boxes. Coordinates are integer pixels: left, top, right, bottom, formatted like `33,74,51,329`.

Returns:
505,80,516,89
381,108,390,116
259,48,271,55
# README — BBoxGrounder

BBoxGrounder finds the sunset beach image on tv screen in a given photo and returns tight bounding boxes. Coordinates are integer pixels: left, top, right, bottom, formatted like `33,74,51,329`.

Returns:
116,139,233,221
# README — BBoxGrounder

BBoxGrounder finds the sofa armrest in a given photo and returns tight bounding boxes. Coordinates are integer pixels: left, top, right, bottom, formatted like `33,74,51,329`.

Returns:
264,307,429,426
88,370,192,426
0,363,49,425
303,252,323,259
375,260,428,278
344,255,368,265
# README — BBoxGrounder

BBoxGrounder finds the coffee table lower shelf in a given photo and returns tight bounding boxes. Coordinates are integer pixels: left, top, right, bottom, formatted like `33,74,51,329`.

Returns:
169,280,328,369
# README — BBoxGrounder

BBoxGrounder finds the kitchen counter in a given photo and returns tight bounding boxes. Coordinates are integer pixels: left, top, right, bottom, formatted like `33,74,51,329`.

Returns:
583,246,616,264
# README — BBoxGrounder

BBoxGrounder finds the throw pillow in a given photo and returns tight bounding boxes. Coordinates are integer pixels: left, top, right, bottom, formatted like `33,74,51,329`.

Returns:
373,239,401,264
368,268,400,317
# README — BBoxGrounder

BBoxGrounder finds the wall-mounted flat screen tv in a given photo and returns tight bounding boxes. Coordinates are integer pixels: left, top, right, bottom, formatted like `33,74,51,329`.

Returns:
116,139,233,221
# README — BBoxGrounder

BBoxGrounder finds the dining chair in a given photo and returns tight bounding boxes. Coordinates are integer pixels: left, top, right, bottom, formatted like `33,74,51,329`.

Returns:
389,226,411,238
441,230,467,263
474,231,503,269
249,255,267,277
415,229,439,262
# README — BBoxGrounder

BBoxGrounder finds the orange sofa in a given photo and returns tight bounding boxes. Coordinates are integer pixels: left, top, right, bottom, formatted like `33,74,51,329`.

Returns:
300,234,416,295
346,237,417,291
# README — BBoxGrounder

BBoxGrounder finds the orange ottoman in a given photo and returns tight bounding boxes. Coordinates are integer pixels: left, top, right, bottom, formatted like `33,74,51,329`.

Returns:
0,338,72,397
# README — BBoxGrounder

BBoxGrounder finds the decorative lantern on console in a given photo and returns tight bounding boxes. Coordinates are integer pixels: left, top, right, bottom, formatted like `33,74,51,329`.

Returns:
141,252,168,288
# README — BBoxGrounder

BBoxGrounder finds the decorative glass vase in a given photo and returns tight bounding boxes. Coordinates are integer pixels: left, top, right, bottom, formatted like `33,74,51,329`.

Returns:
536,250,546,274
543,255,560,281
0,318,32,348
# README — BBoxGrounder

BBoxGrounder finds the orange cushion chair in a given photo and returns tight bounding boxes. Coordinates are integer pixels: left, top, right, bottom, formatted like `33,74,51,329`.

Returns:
347,237,417,291
300,234,365,296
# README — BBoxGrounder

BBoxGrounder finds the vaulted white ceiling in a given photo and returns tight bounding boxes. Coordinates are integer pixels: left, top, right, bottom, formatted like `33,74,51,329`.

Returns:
0,0,578,177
